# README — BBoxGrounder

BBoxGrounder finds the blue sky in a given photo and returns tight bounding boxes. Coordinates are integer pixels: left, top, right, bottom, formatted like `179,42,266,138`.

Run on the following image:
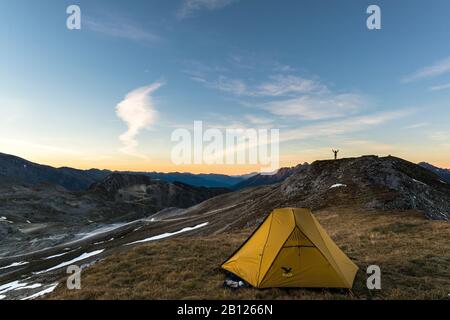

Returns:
1,0,450,173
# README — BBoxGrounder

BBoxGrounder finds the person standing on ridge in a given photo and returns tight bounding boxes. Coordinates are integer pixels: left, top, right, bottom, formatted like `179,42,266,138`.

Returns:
332,149,339,160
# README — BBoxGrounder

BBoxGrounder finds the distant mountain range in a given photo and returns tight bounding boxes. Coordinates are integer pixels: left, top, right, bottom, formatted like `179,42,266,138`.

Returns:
139,172,247,188
232,165,305,190
0,152,110,191
419,162,450,184
0,152,247,190
2,152,449,192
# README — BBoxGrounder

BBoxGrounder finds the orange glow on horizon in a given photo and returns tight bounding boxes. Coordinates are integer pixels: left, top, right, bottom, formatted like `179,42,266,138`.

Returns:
25,156,292,175
9,152,450,175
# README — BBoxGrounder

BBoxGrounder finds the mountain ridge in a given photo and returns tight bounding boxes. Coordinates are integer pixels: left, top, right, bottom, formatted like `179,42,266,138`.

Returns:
0,152,246,190
419,162,450,184
3,151,449,192
233,164,305,190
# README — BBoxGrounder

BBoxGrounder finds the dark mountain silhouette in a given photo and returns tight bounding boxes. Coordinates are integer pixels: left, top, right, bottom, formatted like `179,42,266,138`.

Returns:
233,164,304,190
0,152,247,190
0,152,110,191
419,162,450,184
140,172,246,188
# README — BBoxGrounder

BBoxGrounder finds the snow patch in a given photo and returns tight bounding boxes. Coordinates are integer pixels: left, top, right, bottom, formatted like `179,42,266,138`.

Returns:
0,216,13,224
330,184,347,189
413,179,426,186
126,222,209,246
94,238,114,245
0,261,29,270
22,283,58,300
43,251,71,260
0,294,5,300
15,283,42,290
75,223,131,242
0,280,30,294
35,250,104,274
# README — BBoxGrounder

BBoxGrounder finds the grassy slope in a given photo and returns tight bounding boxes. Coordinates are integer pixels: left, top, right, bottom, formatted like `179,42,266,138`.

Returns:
48,208,450,300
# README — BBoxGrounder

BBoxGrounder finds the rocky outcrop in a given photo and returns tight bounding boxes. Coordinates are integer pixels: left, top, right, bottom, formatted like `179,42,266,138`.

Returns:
280,156,450,220
89,173,229,207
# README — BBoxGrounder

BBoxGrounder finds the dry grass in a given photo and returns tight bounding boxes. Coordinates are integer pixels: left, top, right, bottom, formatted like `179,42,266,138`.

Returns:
48,208,450,300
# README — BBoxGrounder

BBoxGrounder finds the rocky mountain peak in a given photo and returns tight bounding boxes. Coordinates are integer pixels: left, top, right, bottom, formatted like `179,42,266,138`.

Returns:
281,156,450,220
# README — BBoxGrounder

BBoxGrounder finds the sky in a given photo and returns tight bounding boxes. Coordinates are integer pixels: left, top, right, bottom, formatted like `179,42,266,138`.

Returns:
1,0,450,174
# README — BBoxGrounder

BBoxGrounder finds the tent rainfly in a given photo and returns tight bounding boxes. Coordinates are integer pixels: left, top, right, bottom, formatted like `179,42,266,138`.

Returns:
221,208,358,288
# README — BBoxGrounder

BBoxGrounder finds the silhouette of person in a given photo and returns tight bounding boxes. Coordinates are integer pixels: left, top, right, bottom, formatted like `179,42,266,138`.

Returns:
332,149,339,160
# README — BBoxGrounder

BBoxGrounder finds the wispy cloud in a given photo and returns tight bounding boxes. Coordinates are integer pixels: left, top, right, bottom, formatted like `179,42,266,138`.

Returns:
0,138,82,156
202,74,326,97
271,62,295,73
343,140,396,153
208,76,247,95
429,83,450,91
116,83,163,157
261,93,363,120
244,114,274,125
429,131,450,150
183,57,305,96
177,0,239,19
226,54,295,73
279,110,412,143
184,58,378,128
84,17,160,44
402,57,450,83
429,131,450,142
182,60,228,82
404,122,430,129
192,70,365,121
254,75,326,97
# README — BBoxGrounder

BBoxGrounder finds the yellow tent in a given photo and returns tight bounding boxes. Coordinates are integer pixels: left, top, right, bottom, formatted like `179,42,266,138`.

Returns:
221,208,358,288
